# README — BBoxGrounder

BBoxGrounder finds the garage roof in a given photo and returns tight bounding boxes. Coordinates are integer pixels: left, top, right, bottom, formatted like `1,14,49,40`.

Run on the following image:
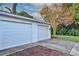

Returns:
0,12,50,25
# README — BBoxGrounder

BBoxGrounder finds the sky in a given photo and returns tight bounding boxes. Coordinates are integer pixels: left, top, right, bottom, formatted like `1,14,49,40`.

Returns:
17,3,44,18
0,3,45,19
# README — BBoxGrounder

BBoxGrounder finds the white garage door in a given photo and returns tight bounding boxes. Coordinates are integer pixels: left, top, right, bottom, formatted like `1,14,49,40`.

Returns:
38,25,49,40
0,21,32,50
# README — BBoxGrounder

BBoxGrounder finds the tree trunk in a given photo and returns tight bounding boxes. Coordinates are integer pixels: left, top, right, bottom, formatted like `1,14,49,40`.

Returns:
12,3,17,14
52,19,57,37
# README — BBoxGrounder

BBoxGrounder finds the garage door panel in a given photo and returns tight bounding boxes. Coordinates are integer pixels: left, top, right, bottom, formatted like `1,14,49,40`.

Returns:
38,25,49,40
0,21,32,49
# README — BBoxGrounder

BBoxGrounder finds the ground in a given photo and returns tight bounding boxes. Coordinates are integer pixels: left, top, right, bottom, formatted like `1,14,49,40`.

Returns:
1,39,78,56
8,45,71,56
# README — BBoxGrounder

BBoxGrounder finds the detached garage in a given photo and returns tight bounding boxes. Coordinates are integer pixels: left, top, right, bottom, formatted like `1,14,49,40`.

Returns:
0,12,51,50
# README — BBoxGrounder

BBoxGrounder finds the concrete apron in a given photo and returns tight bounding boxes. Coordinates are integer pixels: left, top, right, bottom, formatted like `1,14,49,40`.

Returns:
0,42,39,56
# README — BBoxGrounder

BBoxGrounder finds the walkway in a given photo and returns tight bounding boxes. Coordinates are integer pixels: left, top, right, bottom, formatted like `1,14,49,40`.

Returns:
38,39,79,56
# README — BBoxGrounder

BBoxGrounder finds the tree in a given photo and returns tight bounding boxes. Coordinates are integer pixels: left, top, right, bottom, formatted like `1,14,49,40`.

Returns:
40,4,60,36
60,3,74,26
12,3,17,14
72,3,79,22
5,7,12,13
0,3,17,14
17,11,33,18
40,3,74,36
0,3,33,19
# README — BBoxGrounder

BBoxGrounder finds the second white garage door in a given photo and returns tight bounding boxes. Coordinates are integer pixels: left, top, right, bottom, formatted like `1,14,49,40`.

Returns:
38,25,50,41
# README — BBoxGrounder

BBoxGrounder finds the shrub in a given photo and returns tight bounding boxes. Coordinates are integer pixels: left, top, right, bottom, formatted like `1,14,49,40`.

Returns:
56,24,67,35
56,24,79,36
66,29,79,36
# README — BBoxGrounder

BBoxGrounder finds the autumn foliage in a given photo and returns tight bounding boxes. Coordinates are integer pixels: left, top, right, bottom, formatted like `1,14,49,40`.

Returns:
40,3,74,36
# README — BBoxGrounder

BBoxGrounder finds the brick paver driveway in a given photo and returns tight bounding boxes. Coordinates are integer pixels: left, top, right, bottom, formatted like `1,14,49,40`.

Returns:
8,45,71,56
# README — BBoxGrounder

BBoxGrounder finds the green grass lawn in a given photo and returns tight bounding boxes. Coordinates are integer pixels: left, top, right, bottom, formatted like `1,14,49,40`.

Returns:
55,35,79,43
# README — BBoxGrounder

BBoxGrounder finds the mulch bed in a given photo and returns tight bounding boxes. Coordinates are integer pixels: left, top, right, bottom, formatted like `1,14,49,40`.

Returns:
8,45,71,56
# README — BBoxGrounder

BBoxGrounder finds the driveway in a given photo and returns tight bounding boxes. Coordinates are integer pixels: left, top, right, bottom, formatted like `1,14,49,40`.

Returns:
8,45,70,56
1,39,78,56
